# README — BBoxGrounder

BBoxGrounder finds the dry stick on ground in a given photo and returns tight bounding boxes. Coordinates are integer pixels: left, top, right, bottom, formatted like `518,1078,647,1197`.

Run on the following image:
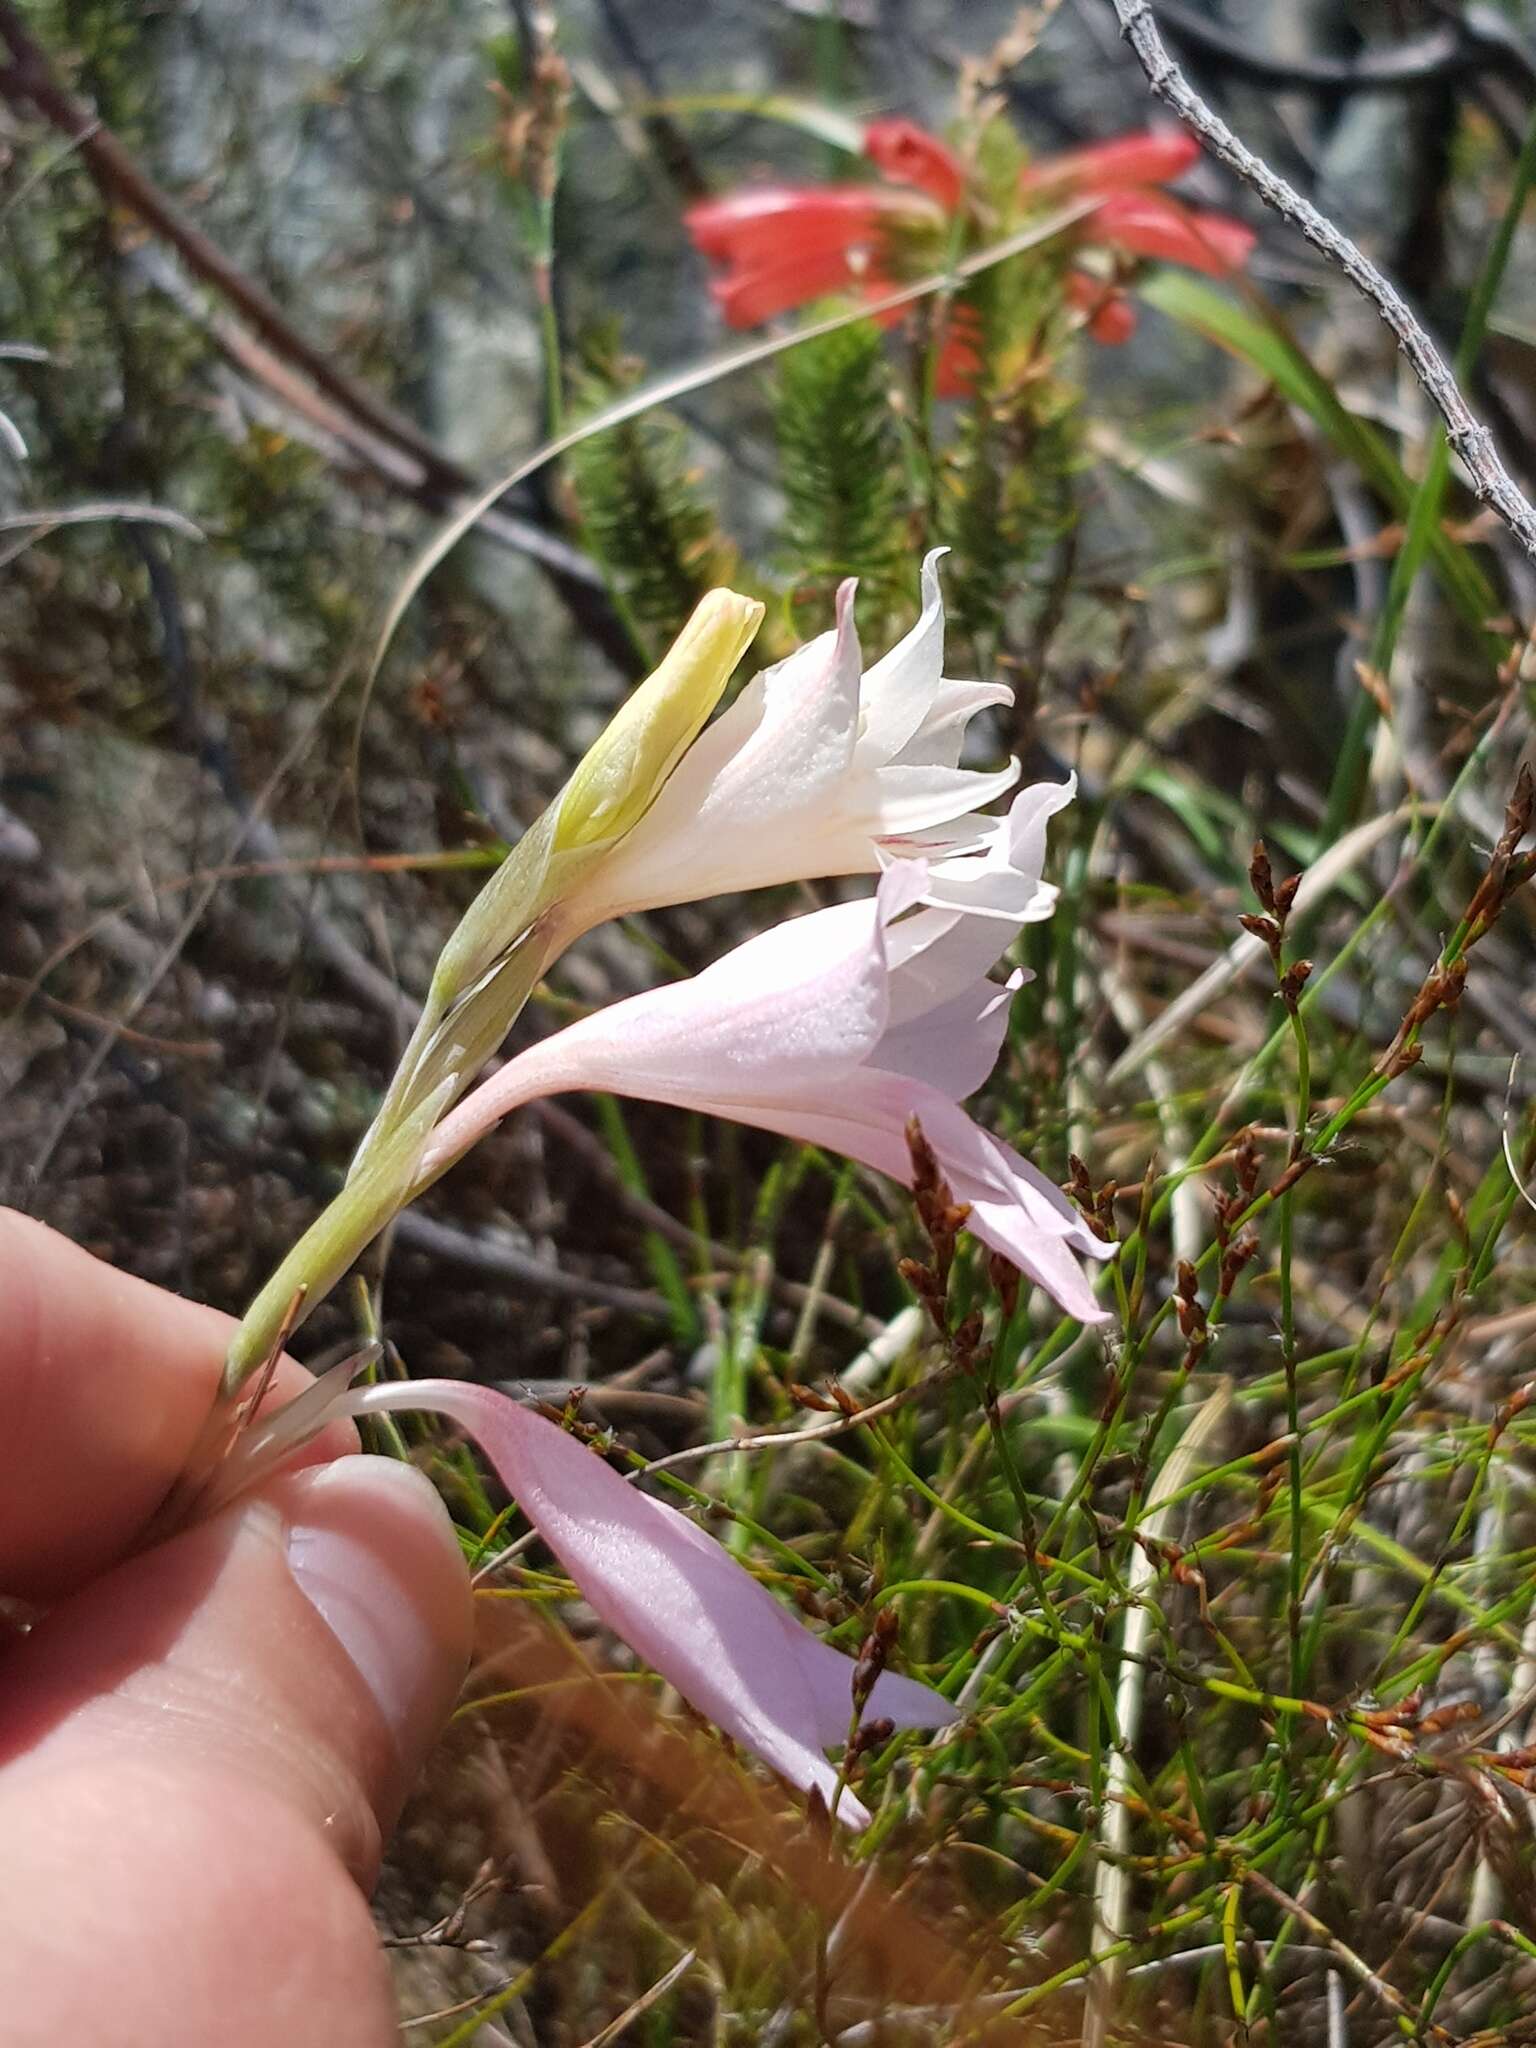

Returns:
1105,0,1536,563
0,3,631,666
0,3,452,493
130,243,597,583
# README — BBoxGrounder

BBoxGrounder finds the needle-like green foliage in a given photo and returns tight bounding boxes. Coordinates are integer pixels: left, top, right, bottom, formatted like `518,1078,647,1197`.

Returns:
568,327,739,655
774,314,906,620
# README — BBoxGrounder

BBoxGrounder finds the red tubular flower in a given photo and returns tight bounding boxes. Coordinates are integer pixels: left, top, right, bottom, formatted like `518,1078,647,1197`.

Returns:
1019,126,1253,282
1019,127,1202,197
711,244,885,327
686,187,900,265
683,185,940,331
683,116,1252,380
861,117,967,209
1087,190,1256,277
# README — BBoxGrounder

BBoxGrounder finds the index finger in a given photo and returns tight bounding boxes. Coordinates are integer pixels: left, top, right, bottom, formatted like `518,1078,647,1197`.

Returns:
0,1210,353,1602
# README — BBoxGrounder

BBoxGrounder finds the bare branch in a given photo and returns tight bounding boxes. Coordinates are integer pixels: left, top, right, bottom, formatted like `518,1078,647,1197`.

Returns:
1105,0,1536,563
1154,0,1536,95
0,2,453,491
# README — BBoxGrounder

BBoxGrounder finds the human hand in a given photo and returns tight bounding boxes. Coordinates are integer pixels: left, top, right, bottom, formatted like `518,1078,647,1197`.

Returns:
0,1211,473,2047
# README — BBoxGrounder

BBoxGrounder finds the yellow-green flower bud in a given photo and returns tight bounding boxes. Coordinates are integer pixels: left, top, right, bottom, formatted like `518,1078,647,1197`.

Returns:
556,589,763,853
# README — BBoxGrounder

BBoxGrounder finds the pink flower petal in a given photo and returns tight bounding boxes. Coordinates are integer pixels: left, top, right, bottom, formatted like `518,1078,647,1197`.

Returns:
423,870,931,1183
538,888,887,1097
874,973,1017,1102
694,1069,1113,1325
377,1381,951,1828
426,844,1114,1325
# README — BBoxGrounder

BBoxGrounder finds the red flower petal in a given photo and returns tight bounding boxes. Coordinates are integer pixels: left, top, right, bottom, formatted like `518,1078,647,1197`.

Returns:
862,117,966,210
1020,127,1202,197
710,246,897,327
933,328,980,397
1087,191,1255,276
858,287,980,394
685,185,895,263
1064,273,1139,346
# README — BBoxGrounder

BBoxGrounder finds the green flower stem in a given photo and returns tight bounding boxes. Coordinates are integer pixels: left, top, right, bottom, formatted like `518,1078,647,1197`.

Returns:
221,1075,456,1397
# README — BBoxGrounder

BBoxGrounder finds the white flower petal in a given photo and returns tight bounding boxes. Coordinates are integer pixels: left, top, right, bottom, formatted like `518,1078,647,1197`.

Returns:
919,777,1076,922
1001,773,1079,875
920,869,1059,923
872,759,1022,836
857,554,1015,776
892,680,1013,770
855,547,948,762
877,812,996,859
567,585,865,915
557,564,1022,926
718,579,863,821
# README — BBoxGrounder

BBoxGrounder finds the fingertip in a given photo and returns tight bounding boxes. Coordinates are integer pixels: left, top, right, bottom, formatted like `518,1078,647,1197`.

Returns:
279,1457,473,1821
3,1453,473,1887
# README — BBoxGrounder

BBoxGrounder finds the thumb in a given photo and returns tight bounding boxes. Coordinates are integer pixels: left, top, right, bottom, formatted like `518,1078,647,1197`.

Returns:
0,1456,472,2048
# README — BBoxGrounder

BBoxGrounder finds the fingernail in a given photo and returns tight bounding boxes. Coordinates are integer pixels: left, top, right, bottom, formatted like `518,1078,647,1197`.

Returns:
284,1460,466,1754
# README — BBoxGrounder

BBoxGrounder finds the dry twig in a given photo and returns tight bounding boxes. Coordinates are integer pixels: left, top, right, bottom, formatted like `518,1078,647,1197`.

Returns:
1105,0,1536,561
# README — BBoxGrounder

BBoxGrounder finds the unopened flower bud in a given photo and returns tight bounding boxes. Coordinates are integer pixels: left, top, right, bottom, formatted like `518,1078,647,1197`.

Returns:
556,589,762,854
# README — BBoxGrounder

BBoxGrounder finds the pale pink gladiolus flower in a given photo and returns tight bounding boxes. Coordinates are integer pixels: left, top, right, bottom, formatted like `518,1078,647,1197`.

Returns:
422,851,1114,1325
337,1377,950,1827
553,554,1019,934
